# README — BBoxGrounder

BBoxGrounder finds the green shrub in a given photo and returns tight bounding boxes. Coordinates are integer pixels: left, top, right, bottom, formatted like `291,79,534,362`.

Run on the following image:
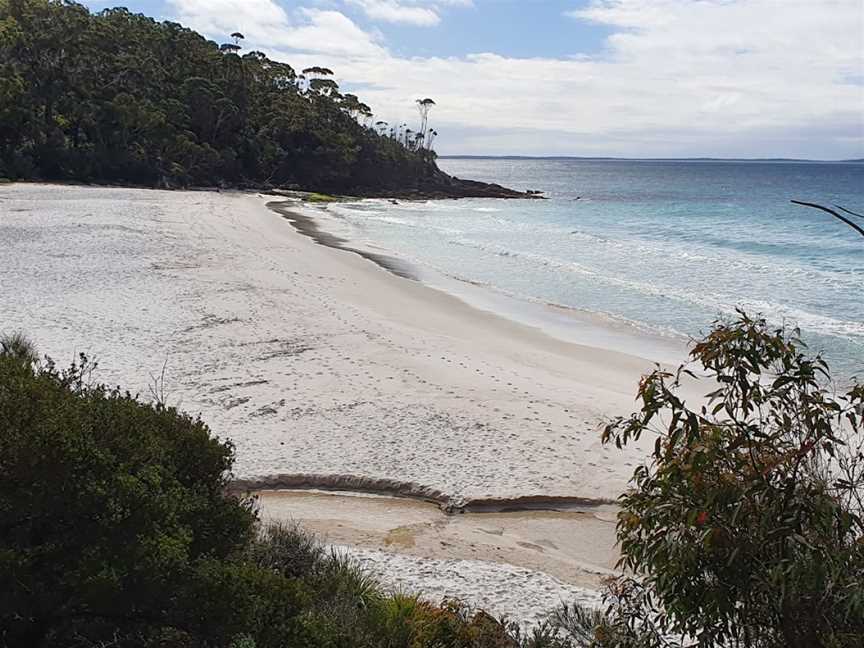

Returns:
0,351,263,647
314,549,383,608
179,557,310,648
371,591,429,646
0,331,38,364
546,602,614,647
601,311,864,647
247,520,325,580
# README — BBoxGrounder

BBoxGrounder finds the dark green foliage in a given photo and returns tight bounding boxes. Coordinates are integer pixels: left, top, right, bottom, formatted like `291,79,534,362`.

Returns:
546,602,619,647
601,311,864,647
0,0,440,193
246,521,325,580
0,351,311,647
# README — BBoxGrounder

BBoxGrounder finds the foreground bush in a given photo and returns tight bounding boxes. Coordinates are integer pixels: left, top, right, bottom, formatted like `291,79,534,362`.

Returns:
0,339,579,647
0,347,308,646
600,312,864,647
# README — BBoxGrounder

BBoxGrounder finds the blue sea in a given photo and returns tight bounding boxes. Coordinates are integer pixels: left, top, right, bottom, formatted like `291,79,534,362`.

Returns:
326,158,864,379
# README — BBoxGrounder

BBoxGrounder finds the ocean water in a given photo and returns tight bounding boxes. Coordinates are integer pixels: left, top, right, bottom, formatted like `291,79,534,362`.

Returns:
326,158,864,379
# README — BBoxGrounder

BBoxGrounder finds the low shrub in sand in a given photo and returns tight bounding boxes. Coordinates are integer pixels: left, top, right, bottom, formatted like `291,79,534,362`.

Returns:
0,331,39,365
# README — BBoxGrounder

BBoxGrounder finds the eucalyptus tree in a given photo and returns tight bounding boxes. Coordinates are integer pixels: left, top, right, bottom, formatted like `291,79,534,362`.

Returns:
340,93,372,124
309,77,340,98
600,312,864,647
301,66,334,79
416,97,435,146
299,67,331,93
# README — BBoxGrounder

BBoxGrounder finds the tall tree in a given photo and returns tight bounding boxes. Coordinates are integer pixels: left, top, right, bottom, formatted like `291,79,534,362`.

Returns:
416,97,435,147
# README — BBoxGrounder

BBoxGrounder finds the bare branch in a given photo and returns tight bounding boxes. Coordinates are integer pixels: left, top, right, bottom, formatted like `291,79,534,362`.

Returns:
833,204,864,220
790,200,864,238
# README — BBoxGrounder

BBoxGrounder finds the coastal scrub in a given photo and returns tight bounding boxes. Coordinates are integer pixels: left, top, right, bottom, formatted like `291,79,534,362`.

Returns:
0,338,579,647
601,312,864,647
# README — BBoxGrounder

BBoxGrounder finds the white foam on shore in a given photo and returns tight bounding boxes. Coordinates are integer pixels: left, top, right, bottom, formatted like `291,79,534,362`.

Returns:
301,201,688,365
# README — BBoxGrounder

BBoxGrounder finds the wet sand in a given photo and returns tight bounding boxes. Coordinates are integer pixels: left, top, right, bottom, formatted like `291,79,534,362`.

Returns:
269,201,418,281
257,489,619,589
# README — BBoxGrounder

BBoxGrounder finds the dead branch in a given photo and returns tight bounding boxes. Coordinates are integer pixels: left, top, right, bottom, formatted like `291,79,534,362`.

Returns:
790,200,864,239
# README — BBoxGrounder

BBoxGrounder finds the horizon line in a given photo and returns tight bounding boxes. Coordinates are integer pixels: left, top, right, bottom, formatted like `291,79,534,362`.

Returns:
438,155,864,163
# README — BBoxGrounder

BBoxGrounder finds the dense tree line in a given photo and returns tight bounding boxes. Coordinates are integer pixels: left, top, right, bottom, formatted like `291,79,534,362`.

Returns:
0,0,445,193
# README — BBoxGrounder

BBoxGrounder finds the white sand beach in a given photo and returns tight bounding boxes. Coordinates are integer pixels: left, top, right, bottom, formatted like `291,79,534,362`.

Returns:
1,183,691,621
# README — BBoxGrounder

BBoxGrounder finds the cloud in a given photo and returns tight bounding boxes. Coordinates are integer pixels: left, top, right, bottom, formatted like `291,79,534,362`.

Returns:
167,0,289,37
344,0,473,27
167,0,386,57
167,0,864,157
346,0,440,26
287,9,387,57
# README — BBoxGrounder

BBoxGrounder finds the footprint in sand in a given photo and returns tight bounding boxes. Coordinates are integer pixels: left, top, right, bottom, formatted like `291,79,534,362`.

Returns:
516,541,545,553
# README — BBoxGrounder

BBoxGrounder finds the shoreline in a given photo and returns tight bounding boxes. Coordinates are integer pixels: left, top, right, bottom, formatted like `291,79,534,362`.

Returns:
271,197,688,366
268,200,418,280
3,172,538,201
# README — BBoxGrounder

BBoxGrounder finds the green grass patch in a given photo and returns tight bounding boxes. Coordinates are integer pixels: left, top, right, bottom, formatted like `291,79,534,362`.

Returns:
305,192,341,203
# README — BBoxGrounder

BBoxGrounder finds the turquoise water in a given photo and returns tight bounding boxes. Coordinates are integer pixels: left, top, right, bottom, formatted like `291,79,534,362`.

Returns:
330,158,864,379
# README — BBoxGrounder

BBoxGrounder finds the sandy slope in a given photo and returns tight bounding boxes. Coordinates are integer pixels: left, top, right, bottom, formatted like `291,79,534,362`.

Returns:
1,183,669,502
3,183,697,620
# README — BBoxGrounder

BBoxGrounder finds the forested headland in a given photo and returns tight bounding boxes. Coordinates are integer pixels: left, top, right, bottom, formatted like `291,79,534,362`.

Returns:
0,0,523,198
